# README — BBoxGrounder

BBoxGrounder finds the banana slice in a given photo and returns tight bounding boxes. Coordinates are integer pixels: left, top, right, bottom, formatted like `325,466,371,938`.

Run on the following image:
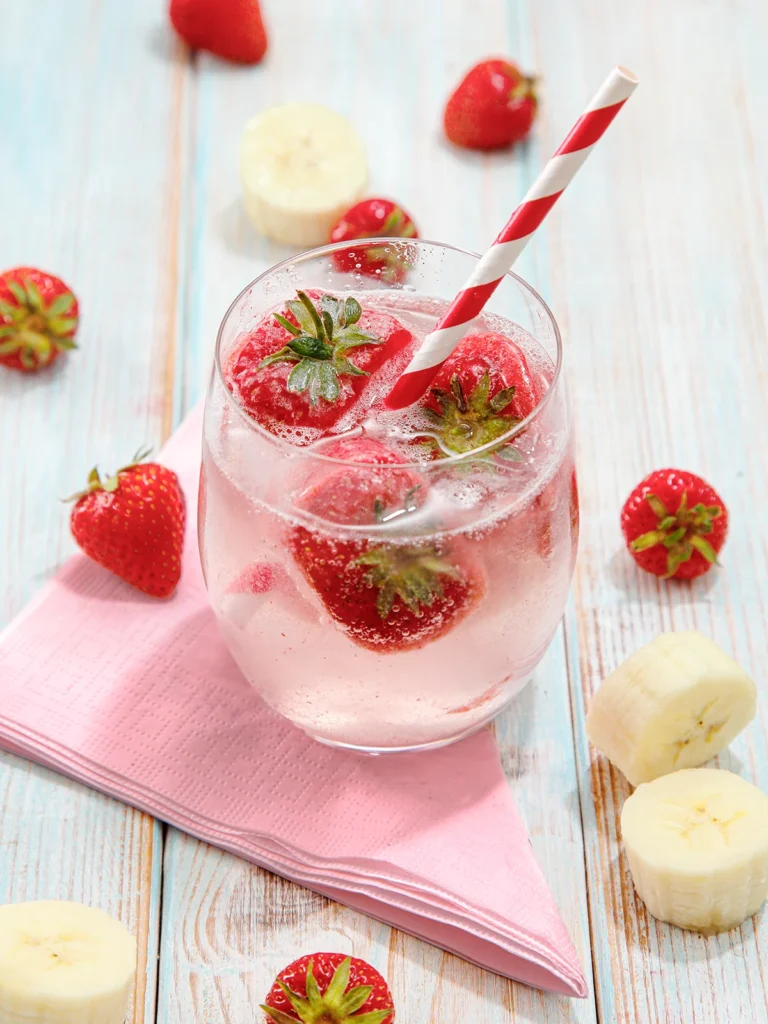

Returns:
586,631,756,786
621,768,768,933
0,900,137,1024
240,102,368,248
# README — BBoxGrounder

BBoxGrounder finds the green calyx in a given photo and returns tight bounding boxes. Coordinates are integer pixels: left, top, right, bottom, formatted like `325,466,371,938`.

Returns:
419,370,521,458
508,72,538,106
260,958,392,1024
64,446,152,503
0,277,77,369
355,498,460,619
631,490,723,577
361,207,417,282
259,291,381,405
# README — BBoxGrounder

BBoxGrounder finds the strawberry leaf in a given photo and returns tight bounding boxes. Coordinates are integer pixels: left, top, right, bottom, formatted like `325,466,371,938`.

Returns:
335,329,377,352
350,1010,394,1024
645,493,669,519
7,281,27,305
286,298,317,335
323,957,351,1003
287,360,313,395
321,310,335,341
48,316,78,337
690,535,719,564
334,356,368,377
297,290,325,337
344,296,362,324
320,293,344,324
46,292,75,317
258,347,301,370
631,530,666,552
340,985,374,1015
24,279,44,312
260,1005,300,1024
317,361,340,402
277,979,311,1017
489,385,516,413
273,312,302,336
288,335,334,360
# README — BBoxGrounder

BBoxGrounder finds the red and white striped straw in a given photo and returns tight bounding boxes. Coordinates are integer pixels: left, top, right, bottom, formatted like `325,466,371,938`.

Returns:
385,66,638,410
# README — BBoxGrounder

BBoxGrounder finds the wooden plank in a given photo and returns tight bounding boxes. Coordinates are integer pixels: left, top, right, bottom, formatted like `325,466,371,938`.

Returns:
0,1,191,1019
0,750,163,1024
158,0,596,1020
531,0,768,1020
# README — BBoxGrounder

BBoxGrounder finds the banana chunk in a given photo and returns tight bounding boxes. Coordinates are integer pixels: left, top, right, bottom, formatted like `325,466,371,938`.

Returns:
0,900,136,1024
586,631,756,786
621,768,768,933
240,102,368,248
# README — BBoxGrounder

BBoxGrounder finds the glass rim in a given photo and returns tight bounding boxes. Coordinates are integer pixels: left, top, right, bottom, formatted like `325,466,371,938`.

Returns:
213,237,563,468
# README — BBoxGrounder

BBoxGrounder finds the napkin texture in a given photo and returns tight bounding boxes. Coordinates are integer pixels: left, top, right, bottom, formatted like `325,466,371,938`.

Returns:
0,406,586,998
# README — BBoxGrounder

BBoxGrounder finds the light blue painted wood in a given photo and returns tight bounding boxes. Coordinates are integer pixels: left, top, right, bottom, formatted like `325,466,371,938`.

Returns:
0,1,181,1019
534,0,768,1020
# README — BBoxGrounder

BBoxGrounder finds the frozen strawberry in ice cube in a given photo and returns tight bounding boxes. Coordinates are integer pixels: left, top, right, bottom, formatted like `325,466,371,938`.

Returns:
225,290,413,440
289,436,486,652
416,331,544,459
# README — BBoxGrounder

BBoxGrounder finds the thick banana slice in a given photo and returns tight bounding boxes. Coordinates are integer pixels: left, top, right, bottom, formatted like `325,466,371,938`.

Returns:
0,900,136,1024
586,631,756,786
240,102,368,248
621,768,768,933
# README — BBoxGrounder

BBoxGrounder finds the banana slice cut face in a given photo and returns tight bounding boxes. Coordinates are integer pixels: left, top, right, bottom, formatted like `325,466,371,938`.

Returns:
586,631,757,787
240,102,369,248
0,900,137,1024
621,768,768,933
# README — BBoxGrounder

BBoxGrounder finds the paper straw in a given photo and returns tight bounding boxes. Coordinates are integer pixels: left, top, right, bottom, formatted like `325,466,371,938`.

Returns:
384,66,638,410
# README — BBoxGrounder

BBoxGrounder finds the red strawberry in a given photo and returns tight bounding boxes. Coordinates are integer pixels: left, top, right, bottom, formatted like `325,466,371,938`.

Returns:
416,332,543,458
69,451,186,597
621,469,728,580
169,0,267,64
226,290,413,440
290,437,484,652
0,267,78,373
444,59,537,150
262,953,394,1024
330,199,418,283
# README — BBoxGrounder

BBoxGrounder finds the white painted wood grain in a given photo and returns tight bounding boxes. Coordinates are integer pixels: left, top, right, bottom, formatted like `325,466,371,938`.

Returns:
535,0,768,1020
0,2,184,1020
0,751,162,1024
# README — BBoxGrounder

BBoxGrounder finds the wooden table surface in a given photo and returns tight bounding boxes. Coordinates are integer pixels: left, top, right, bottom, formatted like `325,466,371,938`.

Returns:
3,1,768,1021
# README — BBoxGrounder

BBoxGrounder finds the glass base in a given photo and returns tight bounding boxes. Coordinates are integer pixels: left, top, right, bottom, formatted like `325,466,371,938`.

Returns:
306,673,533,755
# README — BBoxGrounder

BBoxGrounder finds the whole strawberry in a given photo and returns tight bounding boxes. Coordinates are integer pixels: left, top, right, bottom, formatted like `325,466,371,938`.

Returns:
0,267,78,372
262,953,394,1024
170,0,267,64
225,290,413,439
330,199,418,283
416,331,543,458
290,437,484,652
444,59,537,150
69,451,186,597
621,469,728,580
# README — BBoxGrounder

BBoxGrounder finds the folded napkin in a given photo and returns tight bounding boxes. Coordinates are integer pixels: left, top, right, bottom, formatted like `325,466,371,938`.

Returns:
0,406,586,998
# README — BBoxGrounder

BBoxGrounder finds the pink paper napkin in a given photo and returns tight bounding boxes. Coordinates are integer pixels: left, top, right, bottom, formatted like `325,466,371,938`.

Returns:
0,407,586,999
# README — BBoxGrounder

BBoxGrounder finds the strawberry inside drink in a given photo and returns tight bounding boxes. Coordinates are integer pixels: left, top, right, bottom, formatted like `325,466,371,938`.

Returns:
201,242,577,751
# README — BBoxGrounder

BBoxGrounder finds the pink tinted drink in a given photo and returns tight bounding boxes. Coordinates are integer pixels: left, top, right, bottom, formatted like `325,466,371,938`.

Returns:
200,241,577,752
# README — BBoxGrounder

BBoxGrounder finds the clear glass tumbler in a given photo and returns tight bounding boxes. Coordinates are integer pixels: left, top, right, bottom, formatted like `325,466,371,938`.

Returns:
199,239,578,753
